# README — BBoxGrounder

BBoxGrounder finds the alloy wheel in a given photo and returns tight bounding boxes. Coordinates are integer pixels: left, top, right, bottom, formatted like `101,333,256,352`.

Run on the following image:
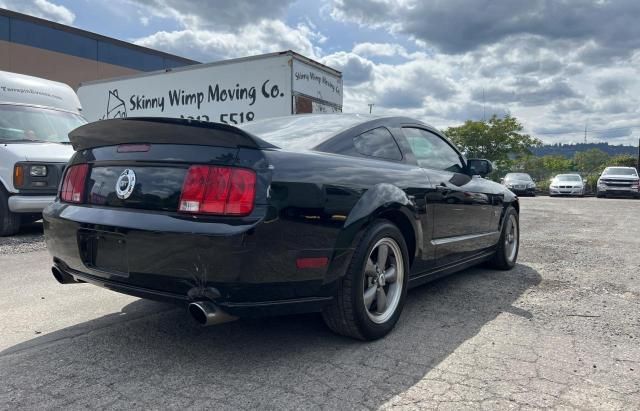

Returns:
505,214,518,263
363,237,404,324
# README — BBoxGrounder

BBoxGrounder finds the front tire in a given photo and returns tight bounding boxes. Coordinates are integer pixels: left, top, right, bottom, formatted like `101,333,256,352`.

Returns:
488,207,519,270
322,220,409,340
0,190,21,237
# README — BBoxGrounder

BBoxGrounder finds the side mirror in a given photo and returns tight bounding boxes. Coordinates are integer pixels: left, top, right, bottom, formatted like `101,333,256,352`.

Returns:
467,159,493,177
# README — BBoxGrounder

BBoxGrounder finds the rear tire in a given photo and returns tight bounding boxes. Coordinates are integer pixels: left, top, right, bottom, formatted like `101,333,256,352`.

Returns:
0,190,21,237
322,220,409,340
488,207,519,270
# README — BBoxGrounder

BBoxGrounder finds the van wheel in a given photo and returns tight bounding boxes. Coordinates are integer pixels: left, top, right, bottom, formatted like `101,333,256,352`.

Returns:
0,191,21,236
488,207,519,270
322,220,409,340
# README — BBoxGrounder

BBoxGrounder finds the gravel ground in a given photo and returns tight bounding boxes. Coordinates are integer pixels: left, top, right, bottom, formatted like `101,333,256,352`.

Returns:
0,197,638,410
0,221,45,255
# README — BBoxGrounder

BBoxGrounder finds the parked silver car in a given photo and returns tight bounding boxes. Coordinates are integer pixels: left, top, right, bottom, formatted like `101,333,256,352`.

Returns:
549,174,585,197
596,167,640,198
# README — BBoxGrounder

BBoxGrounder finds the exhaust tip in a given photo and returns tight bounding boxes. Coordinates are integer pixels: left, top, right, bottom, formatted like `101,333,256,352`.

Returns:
188,301,238,326
188,303,208,325
51,266,80,284
51,266,66,284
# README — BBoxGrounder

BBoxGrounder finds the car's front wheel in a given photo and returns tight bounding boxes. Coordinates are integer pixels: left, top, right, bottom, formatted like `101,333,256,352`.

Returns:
322,220,409,340
488,207,519,270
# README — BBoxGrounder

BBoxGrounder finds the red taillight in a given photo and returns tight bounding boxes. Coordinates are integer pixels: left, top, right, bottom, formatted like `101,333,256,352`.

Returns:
60,164,89,203
179,166,256,216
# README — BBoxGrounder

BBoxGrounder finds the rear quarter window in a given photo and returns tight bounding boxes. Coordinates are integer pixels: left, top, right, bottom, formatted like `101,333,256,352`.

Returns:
352,127,402,161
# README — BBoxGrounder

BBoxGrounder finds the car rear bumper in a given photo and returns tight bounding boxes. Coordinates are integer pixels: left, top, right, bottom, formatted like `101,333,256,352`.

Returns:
43,202,351,316
8,195,56,213
52,261,333,317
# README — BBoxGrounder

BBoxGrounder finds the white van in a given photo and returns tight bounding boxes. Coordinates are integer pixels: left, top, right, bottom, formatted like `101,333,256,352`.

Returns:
0,70,85,235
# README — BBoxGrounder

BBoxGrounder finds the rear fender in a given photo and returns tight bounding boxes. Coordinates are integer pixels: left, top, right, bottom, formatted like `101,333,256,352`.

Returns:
324,183,420,283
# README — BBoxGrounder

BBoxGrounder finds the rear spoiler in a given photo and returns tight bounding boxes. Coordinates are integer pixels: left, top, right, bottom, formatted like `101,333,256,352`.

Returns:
69,117,276,151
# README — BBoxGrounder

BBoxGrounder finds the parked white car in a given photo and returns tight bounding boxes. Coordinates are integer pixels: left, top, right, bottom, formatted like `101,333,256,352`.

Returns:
0,70,86,235
596,167,640,199
549,174,585,197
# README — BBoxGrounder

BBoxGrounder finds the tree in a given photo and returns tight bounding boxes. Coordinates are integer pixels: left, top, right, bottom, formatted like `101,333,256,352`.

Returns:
610,154,637,168
510,154,573,183
542,155,573,174
573,149,609,175
444,115,543,169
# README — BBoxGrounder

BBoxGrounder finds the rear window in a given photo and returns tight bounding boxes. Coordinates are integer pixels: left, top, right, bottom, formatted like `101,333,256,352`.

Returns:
353,127,402,160
239,114,372,150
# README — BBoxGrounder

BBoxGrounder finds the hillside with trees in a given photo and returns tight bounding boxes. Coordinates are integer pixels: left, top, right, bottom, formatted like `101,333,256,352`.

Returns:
444,115,639,193
532,142,638,158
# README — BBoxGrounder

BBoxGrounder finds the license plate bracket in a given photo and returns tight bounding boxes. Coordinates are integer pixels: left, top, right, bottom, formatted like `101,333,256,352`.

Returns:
78,229,129,277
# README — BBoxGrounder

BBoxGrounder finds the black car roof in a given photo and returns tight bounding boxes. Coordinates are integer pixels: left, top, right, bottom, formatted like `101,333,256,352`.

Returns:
239,113,441,151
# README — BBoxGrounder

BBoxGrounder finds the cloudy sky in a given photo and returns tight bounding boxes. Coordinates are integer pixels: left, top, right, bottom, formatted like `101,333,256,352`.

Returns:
3,0,640,145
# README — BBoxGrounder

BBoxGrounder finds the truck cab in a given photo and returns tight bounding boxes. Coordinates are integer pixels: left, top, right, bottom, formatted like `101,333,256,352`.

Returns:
596,166,640,198
0,70,86,235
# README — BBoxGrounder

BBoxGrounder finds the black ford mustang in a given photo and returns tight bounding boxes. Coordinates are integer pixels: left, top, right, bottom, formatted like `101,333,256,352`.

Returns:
44,115,520,340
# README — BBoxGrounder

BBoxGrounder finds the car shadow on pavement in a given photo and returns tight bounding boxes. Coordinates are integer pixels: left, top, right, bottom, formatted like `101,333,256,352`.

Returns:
0,263,541,409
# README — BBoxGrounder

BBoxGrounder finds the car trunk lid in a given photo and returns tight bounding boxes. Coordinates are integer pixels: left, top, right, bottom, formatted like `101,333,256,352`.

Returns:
65,118,271,213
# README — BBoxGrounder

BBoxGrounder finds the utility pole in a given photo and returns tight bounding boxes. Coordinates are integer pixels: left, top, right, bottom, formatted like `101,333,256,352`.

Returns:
584,123,587,144
482,88,486,122
368,103,374,114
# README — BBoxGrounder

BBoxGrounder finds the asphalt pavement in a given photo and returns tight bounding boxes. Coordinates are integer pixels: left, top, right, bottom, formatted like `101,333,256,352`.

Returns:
0,197,638,410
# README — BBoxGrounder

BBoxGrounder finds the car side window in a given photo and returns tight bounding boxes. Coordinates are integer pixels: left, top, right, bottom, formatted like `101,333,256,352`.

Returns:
402,128,464,173
352,127,403,161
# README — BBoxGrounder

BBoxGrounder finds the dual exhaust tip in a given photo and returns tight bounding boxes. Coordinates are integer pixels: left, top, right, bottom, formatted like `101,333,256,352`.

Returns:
51,266,237,326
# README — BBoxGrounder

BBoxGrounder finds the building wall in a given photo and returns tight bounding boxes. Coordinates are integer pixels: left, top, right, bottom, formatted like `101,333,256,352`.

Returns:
0,40,140,89
0,9,197,90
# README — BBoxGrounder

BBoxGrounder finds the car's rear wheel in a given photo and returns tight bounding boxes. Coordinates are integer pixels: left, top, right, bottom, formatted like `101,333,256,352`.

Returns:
0,190,21,237
322,220,409,340
488,207,519,270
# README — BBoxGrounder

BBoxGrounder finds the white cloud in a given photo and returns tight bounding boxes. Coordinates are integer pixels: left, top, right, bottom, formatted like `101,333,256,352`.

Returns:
7,0,636,145
128,0,295,30
135,20,321,62
321,52,374,85
352,42,408,58
0,0,75,24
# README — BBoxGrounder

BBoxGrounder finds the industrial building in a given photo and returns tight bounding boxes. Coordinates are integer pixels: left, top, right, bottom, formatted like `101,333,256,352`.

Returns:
0,8,198,89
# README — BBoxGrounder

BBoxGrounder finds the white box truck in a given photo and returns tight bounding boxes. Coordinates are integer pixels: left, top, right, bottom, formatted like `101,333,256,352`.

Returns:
0,70,86,236
77,51,343,124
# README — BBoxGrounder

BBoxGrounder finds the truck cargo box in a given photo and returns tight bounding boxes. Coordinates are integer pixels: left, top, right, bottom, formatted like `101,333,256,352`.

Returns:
77,51,343,124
